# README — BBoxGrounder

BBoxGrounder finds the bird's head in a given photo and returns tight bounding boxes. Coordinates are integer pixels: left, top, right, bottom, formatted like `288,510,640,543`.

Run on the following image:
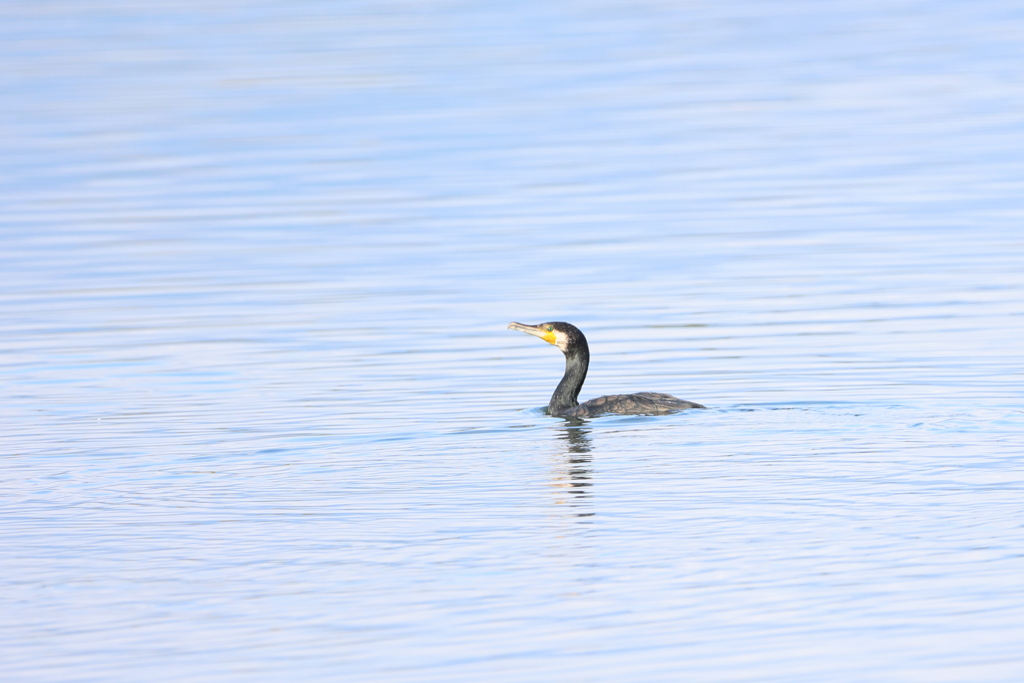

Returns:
507,321,586,354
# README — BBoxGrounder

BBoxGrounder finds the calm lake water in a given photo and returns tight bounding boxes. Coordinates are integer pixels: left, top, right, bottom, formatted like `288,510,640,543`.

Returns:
3,1,1024,681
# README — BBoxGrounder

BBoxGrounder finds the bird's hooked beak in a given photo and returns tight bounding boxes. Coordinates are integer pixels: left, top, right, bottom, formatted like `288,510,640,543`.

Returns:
508,322,558,346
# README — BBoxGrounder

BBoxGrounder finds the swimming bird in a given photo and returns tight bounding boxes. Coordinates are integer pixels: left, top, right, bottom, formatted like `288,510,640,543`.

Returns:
508,321,705,417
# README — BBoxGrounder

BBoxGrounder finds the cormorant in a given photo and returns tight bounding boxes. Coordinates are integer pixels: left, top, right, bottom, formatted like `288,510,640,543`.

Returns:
508,321,706,417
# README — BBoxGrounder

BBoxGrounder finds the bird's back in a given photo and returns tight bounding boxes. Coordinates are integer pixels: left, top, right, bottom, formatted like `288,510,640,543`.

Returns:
563,392,706,418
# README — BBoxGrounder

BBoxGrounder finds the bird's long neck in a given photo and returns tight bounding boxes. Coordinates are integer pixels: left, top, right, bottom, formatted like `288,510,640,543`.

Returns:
549,343,589,415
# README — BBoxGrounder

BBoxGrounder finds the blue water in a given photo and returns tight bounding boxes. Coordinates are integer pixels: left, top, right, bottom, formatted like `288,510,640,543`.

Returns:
3,1,1024,680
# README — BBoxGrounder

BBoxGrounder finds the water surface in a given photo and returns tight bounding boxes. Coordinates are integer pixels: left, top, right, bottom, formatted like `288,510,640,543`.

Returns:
3,1,1024,681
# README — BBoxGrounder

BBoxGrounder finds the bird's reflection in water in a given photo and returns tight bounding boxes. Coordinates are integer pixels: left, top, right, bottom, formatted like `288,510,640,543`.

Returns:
549,419,595,516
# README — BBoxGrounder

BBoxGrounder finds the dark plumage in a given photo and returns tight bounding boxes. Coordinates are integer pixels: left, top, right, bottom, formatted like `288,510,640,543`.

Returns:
508,321,705,417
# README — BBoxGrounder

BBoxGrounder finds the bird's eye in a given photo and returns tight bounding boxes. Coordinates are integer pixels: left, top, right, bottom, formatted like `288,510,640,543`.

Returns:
546,326,553,332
